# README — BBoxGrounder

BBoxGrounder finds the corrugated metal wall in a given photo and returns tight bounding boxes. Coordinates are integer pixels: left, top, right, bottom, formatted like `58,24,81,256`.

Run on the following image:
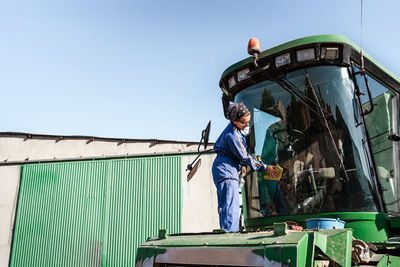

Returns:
10,156,181,267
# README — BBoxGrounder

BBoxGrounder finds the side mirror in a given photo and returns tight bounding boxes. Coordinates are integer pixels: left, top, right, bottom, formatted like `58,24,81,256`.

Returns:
186,121,213,181
351,62,374,116
187,159,201,182
201,121,211,150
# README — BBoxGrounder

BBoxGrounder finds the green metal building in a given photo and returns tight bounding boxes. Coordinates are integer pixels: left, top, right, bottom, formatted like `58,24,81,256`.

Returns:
0,133,217,267
11,157,181,266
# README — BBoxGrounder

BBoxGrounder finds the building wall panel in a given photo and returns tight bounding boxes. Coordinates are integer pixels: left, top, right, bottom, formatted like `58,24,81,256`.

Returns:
10,156,181,267
0,166,20,267
181,154,219,232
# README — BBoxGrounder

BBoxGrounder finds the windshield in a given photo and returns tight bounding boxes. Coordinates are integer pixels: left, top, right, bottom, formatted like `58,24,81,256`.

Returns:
235,65,380,218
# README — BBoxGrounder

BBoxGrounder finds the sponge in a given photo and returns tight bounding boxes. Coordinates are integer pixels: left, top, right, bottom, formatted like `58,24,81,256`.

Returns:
264,165,284,181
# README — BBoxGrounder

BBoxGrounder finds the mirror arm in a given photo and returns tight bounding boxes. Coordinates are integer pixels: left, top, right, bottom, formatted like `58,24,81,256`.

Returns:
357,70,374,115
188,120,212,172
197,135,203,153
186,149,214,171
388,133,400,142
351,62,374,116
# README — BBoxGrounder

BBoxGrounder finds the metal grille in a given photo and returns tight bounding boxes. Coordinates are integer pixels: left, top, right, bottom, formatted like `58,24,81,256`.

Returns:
10,156,181,266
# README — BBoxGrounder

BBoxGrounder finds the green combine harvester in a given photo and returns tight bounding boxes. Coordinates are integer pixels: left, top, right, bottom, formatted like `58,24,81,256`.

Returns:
136,35,400,266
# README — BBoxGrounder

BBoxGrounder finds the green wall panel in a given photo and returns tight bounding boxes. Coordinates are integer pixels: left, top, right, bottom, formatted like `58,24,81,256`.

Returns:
10,156,181,267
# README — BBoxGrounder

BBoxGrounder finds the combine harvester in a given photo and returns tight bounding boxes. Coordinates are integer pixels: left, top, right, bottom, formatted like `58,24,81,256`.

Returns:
136,35,400,266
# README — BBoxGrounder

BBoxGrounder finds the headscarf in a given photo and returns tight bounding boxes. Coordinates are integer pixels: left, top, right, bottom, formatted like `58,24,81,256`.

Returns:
227,102,250,122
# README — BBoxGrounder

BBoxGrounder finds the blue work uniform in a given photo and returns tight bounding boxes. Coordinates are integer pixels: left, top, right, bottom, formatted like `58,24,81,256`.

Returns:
212,122,266,232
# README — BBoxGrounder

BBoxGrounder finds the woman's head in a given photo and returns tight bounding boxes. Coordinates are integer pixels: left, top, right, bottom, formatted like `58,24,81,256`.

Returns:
227,102,250,130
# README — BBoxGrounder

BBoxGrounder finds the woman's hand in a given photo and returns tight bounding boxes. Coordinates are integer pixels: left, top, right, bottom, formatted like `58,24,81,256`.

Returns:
241,165,247,176
266,165,280,178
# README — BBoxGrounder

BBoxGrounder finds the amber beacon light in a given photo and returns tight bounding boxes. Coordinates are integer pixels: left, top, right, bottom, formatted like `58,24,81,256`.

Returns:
247,37,261,56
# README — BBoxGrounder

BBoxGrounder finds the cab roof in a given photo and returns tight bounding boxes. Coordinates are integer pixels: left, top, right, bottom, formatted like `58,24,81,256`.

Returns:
220,34,400,90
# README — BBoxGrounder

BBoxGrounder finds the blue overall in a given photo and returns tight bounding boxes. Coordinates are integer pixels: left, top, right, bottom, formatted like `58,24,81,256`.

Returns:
212,123,266,232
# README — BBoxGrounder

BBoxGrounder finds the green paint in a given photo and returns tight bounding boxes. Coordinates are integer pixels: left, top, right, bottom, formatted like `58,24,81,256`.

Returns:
251,248,264,258
158,229,168,239
313,229,352,267
280,245,297,266
296,233,313,267
102,162,112,267
345,219,390,243
377,255,389,267
390,215,400,229
387,256,400,266
144,230,310,247
212,229,227,233
135,247,168,264
375,255,400,267
265,245,282,265
273,222,288,236
135,247,155,264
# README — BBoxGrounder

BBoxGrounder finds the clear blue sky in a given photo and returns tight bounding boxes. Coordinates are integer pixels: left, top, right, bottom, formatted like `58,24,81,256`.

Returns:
1,0,399,142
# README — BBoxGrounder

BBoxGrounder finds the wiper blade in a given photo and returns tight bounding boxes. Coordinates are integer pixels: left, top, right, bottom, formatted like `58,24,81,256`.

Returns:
304,70,350,182
281,76,331,116
270,74,329,121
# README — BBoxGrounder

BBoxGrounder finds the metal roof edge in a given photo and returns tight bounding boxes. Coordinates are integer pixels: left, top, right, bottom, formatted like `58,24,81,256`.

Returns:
1,150,216,166
0,131,213,146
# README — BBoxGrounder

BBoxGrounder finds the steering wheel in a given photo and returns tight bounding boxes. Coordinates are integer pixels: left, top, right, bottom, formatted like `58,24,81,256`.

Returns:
272,128,305,151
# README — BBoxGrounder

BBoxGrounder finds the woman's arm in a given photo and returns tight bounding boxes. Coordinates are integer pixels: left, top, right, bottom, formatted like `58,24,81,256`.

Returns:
227,130,266,171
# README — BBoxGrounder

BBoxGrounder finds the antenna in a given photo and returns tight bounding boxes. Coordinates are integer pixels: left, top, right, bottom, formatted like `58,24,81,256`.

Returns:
360,0,365,71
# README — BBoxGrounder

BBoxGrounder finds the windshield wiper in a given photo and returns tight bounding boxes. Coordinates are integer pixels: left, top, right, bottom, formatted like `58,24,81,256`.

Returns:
304,70,350,182
280,76,331,116
265,72,331,121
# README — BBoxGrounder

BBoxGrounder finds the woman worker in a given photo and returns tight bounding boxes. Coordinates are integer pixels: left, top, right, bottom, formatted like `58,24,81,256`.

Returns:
212,102,279,232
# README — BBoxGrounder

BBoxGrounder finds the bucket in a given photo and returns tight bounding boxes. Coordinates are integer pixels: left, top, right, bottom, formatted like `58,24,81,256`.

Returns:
306,218,345,230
